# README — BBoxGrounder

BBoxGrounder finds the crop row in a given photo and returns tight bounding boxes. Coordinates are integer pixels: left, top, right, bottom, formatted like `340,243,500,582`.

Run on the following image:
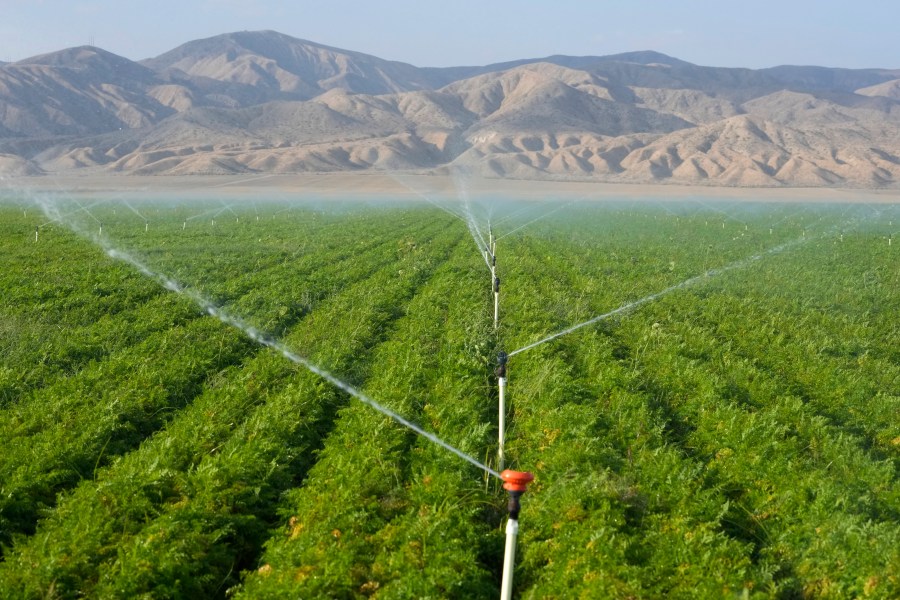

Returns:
0,210,463,597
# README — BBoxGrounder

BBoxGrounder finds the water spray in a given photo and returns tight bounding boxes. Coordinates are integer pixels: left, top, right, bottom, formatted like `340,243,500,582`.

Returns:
26,194,505,482
496,352,508,470
508,234,819,358
500,470,534,600
496,199,580,242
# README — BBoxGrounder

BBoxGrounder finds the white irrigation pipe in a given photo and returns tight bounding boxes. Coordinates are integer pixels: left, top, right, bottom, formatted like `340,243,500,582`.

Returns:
499,471,534,600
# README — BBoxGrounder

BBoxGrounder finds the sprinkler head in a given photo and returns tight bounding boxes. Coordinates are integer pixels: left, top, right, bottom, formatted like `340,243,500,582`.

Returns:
496,351,508,378
501,470,534,519
501,470,534,493
493,276,500,293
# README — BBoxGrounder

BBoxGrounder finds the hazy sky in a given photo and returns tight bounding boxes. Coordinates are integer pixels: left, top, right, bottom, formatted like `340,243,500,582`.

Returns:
1,0,897,69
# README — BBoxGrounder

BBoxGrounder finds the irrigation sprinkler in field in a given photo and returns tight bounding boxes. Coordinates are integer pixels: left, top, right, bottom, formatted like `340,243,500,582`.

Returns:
500,470,534,600
34,226,38,243
496,352,508,470
145,222,149,233
183,221,187,230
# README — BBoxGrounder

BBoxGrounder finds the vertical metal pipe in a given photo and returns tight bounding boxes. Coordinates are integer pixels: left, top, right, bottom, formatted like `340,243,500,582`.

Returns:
494,293,499,329
496,352,508,472
498,376,506,471
493,276,500,329
500,471,534,600
500,518,518,600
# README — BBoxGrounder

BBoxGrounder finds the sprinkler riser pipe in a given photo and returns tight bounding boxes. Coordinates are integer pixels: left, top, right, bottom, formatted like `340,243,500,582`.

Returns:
500,518,519,600
494,292,499,329
498,376,507,471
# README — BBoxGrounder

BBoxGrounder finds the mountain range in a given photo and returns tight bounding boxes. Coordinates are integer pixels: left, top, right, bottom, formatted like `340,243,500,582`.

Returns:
2,30,900,188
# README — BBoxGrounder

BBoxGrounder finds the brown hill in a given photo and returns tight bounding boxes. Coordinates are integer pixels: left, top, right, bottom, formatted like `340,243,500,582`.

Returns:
857,79,900,100
141,31,436,100
0,46,174,137
2,31,900,188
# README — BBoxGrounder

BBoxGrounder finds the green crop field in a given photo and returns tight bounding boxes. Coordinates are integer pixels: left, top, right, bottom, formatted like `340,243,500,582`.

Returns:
0,191,897,599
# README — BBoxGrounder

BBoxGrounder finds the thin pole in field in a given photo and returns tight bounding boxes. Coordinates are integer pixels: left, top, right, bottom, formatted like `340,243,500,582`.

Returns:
500,470,534,600
496,352,508,471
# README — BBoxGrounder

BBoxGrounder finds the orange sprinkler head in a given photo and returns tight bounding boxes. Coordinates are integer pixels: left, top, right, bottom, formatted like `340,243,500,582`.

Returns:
501,470,534,493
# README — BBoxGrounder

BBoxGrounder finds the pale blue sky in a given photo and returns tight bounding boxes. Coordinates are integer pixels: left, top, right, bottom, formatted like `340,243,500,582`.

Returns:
1,0,897,69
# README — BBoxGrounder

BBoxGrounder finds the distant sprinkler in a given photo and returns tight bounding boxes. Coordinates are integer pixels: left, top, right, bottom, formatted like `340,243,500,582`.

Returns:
500,470,534,600
34,226,39,243
496,352,508,470
183,221,187,230
145,222,149,233
769,228,773,235
98,222,103,236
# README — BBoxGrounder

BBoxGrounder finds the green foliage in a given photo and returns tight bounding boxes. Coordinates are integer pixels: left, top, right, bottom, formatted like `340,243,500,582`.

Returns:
0,199,897,599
